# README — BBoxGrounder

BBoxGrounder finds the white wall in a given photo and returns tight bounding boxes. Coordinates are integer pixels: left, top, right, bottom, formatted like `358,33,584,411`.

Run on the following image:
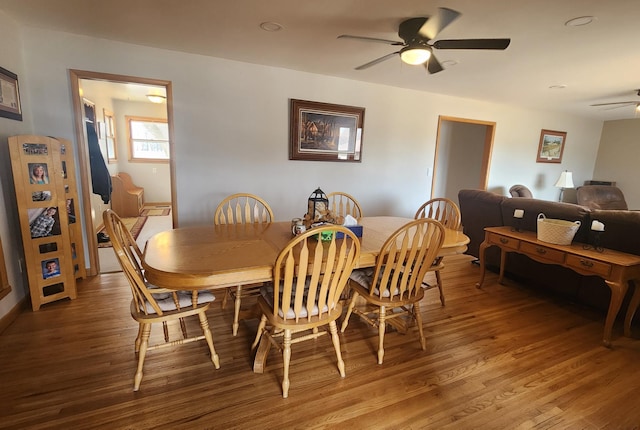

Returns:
593,119,640,209
17,26,604,228
0,11,33,317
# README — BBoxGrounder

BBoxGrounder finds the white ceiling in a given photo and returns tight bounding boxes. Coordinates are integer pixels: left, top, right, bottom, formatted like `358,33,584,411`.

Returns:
2,0,640,120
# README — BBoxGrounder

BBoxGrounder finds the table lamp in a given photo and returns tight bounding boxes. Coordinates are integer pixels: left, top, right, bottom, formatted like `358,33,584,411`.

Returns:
554,170,574,202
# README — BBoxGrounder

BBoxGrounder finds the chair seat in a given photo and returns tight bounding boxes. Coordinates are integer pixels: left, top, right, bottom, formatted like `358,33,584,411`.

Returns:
142,289,215,314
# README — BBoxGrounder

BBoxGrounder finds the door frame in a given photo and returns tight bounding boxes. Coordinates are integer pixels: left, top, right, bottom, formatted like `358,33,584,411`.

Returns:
432,115,496,197
69,69,176,276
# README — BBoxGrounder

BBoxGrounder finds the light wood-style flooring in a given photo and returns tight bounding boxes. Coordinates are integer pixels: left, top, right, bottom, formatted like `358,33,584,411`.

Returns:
1,255,639,429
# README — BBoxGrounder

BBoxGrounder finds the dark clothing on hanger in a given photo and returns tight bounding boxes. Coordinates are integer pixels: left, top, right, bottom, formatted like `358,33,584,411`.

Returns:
87,123,112,204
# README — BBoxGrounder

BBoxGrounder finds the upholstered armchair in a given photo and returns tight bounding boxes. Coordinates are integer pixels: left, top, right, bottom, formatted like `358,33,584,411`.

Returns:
576,185,628,210
509,184,533,198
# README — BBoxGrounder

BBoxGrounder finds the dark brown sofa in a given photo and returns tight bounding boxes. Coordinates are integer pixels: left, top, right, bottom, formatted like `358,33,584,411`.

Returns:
458,189,639,315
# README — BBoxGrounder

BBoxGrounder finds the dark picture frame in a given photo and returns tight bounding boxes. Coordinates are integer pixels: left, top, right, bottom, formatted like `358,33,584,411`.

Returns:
0,66,23,121
289,99,364,162
536,129,567,163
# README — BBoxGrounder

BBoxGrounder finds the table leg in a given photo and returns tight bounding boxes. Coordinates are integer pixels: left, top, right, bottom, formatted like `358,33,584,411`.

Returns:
475,240,489,288
498,248,507,285
624,280,639,338
602,279,630,348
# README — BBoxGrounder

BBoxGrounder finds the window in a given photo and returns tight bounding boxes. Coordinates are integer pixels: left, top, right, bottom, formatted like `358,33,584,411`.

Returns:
104,109,117,163
126,116,170,162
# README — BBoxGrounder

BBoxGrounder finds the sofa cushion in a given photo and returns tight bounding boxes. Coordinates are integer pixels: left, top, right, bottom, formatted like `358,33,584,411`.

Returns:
588,209,640,255
500,198,592,244
458,189,506,258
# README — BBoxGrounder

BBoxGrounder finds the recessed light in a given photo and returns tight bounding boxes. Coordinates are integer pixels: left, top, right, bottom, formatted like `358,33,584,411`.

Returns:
565,16,596,27
441,60,458,67
549,84,567,89
260,21,283,32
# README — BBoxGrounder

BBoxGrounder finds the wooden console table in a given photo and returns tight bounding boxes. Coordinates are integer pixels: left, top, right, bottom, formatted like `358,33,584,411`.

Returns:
475,226,640,347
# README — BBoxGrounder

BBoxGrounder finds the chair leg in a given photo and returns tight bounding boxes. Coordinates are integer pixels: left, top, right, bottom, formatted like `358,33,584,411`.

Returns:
377,306,386,365
221,287,231,309
232,285,242,336
329,321,345,378
251,314,267,350
341,291,359,333
198,311,220,369
134,323,143,353
282,329,292,398
134,323,151,391
435,270,445,306
413,302,427,350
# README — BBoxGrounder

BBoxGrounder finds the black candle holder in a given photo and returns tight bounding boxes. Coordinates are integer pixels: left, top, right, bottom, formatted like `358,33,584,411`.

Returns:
583,230,604,252
511,218,523,232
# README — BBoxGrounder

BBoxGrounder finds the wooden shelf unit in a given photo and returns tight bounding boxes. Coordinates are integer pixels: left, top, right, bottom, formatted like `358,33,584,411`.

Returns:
8,135,78,310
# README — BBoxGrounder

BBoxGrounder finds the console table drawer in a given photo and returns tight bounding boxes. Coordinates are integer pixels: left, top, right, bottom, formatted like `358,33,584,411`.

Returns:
520,242,565,263
488,233,519,250
566,255,612,277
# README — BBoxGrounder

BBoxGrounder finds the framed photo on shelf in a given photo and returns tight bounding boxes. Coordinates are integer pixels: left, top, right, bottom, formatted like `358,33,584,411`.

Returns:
0,66,22,121
289,99,365,162
536,129,567,163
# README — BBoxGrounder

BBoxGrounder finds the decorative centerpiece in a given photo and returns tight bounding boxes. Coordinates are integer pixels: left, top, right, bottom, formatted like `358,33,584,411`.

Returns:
303,187,344,228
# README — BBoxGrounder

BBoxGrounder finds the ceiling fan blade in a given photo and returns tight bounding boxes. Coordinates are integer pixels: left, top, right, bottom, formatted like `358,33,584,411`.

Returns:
355,51,400,70
433,38,511,50
590,101,637,107
425,54,443,74
338,34,404,46
419,7,461,40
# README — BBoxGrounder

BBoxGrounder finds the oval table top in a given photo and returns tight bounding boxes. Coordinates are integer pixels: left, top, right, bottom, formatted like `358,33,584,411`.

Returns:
143,216,469,290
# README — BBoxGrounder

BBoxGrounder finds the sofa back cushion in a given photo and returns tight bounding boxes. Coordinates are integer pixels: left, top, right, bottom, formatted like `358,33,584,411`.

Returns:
589,209,640,255
500,198,592,244
458,189,506,257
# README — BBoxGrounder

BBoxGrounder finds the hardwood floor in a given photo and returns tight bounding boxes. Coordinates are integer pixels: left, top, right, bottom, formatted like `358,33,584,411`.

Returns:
1,255,639,429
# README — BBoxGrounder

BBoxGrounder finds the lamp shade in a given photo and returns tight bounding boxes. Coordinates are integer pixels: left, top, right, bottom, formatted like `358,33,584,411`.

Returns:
555,170,574,188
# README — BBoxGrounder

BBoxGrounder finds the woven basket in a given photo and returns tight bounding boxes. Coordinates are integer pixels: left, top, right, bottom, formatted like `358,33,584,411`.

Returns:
536,213,581,245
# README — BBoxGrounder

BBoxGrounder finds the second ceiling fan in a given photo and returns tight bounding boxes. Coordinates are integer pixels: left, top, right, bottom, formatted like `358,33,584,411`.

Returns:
338,8,511,74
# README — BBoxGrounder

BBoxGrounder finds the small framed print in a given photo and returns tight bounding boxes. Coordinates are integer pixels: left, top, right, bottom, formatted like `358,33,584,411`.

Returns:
0,66,22,121
536,129,567,163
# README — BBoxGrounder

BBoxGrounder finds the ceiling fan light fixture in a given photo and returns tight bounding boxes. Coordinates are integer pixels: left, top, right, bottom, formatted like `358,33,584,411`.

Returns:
146,94,166,103
400,45,431,65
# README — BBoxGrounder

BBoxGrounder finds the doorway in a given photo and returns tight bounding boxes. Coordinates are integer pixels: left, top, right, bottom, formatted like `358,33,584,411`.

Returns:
432,115,495,203
69,70,176,276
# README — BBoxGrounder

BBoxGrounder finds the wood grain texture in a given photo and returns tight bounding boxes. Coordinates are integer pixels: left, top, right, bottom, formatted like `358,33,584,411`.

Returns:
1,254,639,429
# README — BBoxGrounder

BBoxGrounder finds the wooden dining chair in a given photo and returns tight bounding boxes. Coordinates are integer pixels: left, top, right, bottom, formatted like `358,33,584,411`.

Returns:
327,191,363,220
214,193,274,336
251,225,361,398
414,197,461,305
103,209,220,391
341,218,445,364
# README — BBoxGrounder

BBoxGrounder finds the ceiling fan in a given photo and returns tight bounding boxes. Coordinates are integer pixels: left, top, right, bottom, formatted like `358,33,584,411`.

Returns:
338,7,511,74
590,90,640,111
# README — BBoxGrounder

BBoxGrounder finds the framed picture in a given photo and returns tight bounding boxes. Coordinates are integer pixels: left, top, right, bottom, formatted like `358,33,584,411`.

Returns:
536,129,567,163
289,99,364,162
41,258,61,280
0,66,22,121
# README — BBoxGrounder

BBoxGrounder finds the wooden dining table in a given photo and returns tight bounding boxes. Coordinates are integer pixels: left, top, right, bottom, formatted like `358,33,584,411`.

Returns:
142,216,470,372
143,216,470,290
